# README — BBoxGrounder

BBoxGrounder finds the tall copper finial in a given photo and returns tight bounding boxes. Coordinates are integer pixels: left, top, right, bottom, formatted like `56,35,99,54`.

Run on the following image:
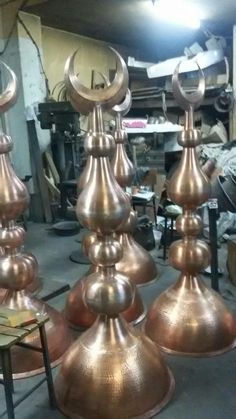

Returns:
65,88,145,328
55,48,174,418
111,88,158,285
0,63,72,378
145,62,236,356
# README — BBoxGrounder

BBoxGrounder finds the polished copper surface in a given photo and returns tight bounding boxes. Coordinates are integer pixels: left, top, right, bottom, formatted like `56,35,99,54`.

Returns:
55,316,174,419
0,63,72,378
111,91,158,286
110,89,134,188
145,61,236,356
65,47,128,114
56,49,174,418
116,208,158,286
0,61,18,113
65,263,146,329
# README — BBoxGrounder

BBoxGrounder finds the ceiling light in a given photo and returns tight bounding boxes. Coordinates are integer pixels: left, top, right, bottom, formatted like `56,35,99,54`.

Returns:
151,0,202,29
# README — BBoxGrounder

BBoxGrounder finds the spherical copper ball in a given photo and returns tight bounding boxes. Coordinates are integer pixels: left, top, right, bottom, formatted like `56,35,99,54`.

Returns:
169,239,210,273
179,129,201,147
0,225,25,248
176,213,202,236
0,252,37,290
84,271,134,315
81,232,97,256
85,132,115,157
65,268,146,328
89,237,123,267
0,133,13,154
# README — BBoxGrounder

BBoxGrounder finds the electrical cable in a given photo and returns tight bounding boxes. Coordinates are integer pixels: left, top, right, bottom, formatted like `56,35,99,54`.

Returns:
17,13,51,97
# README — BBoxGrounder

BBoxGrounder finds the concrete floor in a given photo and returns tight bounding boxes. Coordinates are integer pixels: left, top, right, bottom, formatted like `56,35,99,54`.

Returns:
0,222,236,418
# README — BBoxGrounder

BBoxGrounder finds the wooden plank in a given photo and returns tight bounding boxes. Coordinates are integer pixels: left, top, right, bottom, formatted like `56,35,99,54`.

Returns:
45,151,60,184
0,325,28,338
0,334,19,349
27,120,52,223
20,315,49,332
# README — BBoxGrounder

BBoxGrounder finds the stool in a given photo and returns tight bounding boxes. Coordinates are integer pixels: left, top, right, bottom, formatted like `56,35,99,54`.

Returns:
0,315,56,419
132,194,158,228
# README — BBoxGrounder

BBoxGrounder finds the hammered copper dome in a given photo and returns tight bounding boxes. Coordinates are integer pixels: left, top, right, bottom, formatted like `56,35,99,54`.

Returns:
145,62,236,356
55,48,174,418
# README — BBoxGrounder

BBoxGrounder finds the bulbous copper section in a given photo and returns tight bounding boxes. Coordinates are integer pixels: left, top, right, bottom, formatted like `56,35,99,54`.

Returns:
0,135,29,221
145,61,236,357
116,209,158,286
77,155,93,193
110,90,134,188
57,51,174,417
56,316,174,419
1,290,72,378
0,64,72,377
168,147,210,209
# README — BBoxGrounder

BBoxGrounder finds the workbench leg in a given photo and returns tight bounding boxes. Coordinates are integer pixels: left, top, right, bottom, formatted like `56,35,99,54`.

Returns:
208,205,219,292
1,349,15,419
163,215,168,261
39,324,57,409
153,197,157,228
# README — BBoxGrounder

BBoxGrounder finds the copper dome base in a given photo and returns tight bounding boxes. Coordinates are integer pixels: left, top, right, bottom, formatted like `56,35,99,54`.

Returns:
145,274,236,357
64,270,146,330
0,290,72,379
55,316,174,418
116,234,158,286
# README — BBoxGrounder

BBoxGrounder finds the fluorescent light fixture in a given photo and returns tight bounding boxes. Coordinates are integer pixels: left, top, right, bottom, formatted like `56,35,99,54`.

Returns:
151,0,203,29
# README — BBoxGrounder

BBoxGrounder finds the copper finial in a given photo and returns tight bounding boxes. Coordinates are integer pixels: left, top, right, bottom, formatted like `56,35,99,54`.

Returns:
55,47,174,418
0,63,72,378
110,88,158,285
145,61,236,356
65,87,146,328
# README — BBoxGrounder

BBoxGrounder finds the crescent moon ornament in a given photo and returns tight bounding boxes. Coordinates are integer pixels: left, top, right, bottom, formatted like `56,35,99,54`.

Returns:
96,73,131,117
0,62,18,113
64,47,129,114
112,88,132,117
172,61,205,112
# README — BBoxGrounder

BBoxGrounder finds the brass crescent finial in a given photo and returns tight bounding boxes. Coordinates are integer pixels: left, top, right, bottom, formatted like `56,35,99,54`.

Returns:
64,47,129,114
112,88,132,116
172,61,205,111
0,62,18,113
95,73,132,116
